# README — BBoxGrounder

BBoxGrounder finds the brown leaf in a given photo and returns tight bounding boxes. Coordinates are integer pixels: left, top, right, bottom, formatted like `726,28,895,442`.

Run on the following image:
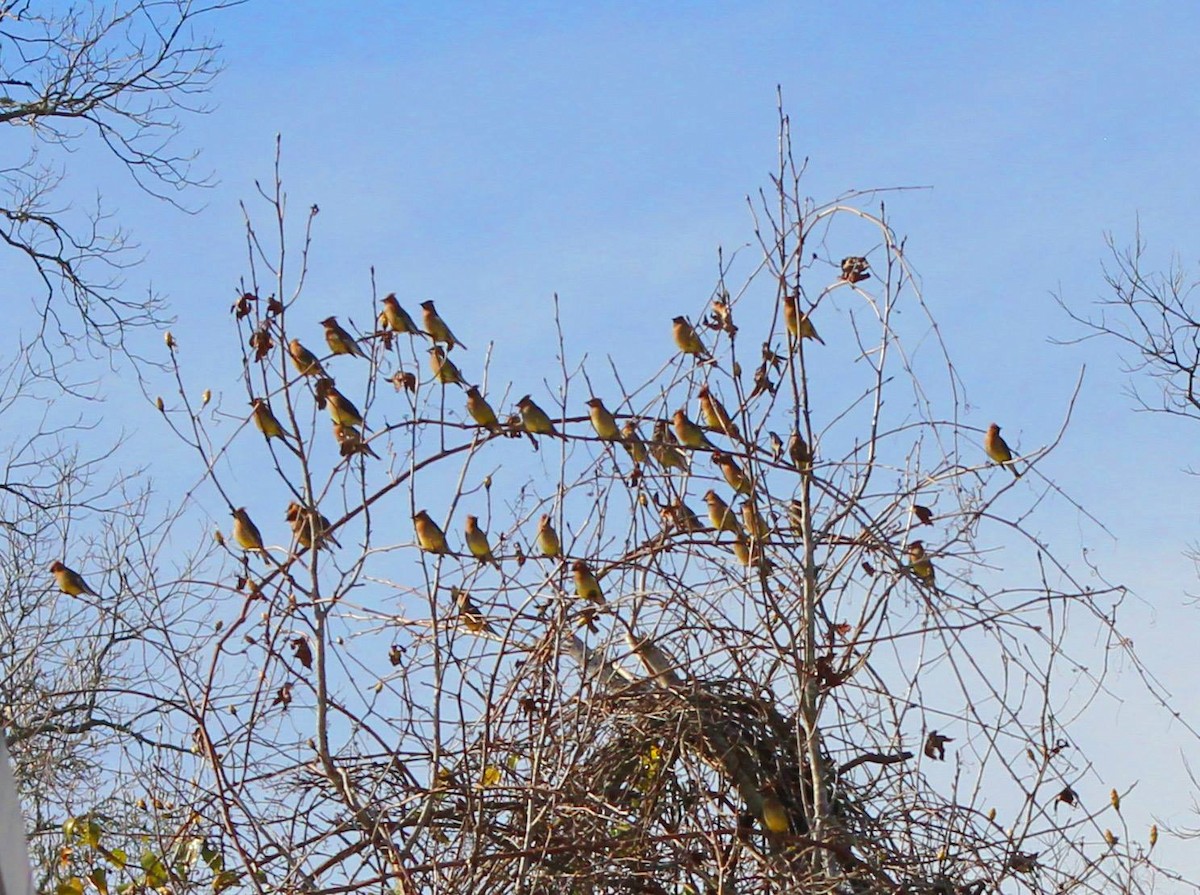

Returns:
388,644,404,666
249,325,274,362
232,292,257,320
266,296,284,316
272,683,292,708
1056,786,1077,807
924,730,953,761
291,636,313,670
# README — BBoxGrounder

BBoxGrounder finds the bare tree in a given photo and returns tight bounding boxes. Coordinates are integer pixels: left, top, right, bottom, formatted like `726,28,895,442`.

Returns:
52,126,1180,894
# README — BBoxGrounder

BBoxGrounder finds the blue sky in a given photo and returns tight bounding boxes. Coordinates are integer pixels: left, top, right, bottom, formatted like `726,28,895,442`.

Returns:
13,0,1200,878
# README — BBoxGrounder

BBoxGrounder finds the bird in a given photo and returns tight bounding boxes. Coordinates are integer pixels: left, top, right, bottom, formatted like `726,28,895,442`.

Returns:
697,385,740,438
789,431,813,472
572,559,604,605
713,452,753,494
760,790,790,834
454,587,493,633
428,346,466,387
325,387,364,428
741,501,769,541
673,409,717,450
732,535,775,573
49,561,98,597
672,315,708,358
907,540,935,584
465,386,500,432
984,423,1021,478
250,398,287,440
704,489,743,536
651,420,688,470
586,397,620,441
413,510,450,554
421,300,466,351
517,395,560,437
231,507,265,552
537,514,561,557
624,630,682,686
620,420,649,465
321,316,367,358
333,423,378,458
464,515,499,567
288,339,327,378
912,504,934,526
782,293,825,346
667,499,706,533
379,294,423,336
286,502,340,550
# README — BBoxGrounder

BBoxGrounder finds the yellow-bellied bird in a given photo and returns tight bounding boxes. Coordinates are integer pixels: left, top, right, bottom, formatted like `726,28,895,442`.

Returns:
334,423,378,458
673,409,717,450
586,397,620,441
714,451,753,494
250,398,286,440
782,293,825,346
984,423,1021,478
704,489,743,536
325,387,364,428
232,507,265,552
620,420,649,465
572,559,604,605
421,300,466,351
672,315,708,358
651,420,688,470
414,510,450,554
321,316,367,358
429,346,466,387
698,384,739,438
464,515,499,567
379,294,423,336
289,339,327,378
49,561,99,597
465,386,500,432
518,395,560,437
537,514,561,557
907,539,935,584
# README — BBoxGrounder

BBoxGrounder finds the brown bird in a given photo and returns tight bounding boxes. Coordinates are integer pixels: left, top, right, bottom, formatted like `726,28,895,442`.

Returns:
537,514,561,557
586,397,620,441
984,423,1021,477
286,502,340,551
672,315,708,358
733,535,775,574
454,587,493,633
250,398,287,440
288,339,327,378
421,300,466,351
782,293,825,346
333,423,378,458
789,431,813,473
761,788,791,834
651,419,688,470
321,316,367,358
713,452,753,494
379,294,424,336
907,540,935,585
912,504,934,526
49,561,98,597
413,510,450,554
741,500,769,541
464,515,500,567
665,499,706,534
704,489,744,536
231,507,265,552
698,384,740,438
572,559,604,605
465,386,500,432
429,346,466,387
517,395,560,437
325,387,364,428
620,420,649,465
673,409,717,450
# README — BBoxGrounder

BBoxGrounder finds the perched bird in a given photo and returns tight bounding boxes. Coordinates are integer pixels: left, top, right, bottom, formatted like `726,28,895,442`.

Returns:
231,507,265,552
379,294,423,336
620,420,649,465
454,587,493,633
537,514,561,557
333,423,378,459
761,790,790,834
429,346,466,387
741,501,770,541
325,387,364,428
586,397,620,441
650,420,688,470
667,499,706,534
517,395,560,437
732,535,775,573
673,409,717,450
984,423,1021,478
789,431,813,472
572,559,604,605
704,489,743,536
49,561,98,597
464,515,499,567
288,339,327,378
465,386,500,432
672,315,708,358
907,540,935,584
625,630,682,686
413,510,450,554
714,452,753,494
787,498,804,534
321,316,367,358
421,300,466,351
698,384,740,438
912,504,934,527
250,398,287,440
286,502,340,551
782,293,825,346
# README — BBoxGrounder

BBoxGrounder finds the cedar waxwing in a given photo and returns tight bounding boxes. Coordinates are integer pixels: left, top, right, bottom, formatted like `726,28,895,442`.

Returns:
667,499,706,533
651,420,688,470
704,489,743,536
49,561,98,597
289,339,327,378
379,294,423,336
912,504,934,526
586,397,620,441
517,395,560,437
572,559,604,605
454,587,493,633
286,502,340,551
429,346,466,387
620,420,649,465
984,423,1021,478
733,535,775,573
672,315,708,358
325,387,363,428
625,630,682,686
782,293,825,346
907,540,935,584
789,431,812,472
413,510,450,554
250,398,286,440
321,316,367,358
713,452,753,494
673,409,717,450
421,300,466,351
537,514,560,557
741,501,769,541
698,384,740,438
464,515,499,567
465,386,500,432
231,507,265,552
761,789,790,834
333,423,378,459
787,498,804,534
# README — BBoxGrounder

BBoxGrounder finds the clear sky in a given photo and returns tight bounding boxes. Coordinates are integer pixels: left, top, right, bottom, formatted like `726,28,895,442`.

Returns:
16,0,1200,879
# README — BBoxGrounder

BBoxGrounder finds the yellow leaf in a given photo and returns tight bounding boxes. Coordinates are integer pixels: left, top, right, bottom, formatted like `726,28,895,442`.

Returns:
480,765,501,788
87,867,108,895
56,878,85,895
